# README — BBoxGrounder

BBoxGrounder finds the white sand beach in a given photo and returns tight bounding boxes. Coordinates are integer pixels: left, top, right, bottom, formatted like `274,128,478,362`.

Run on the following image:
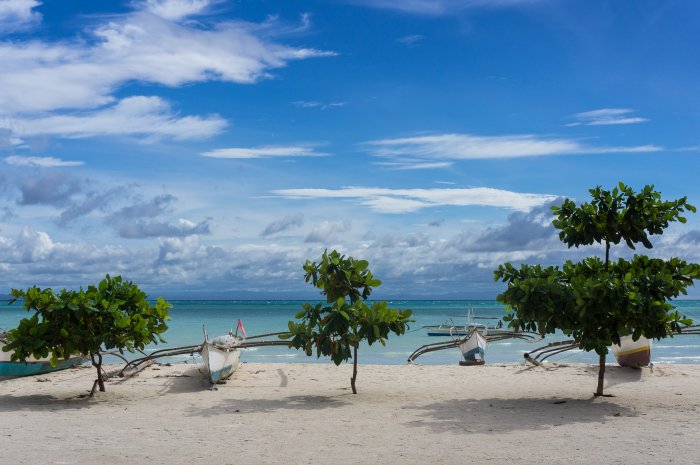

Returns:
1,362,699,465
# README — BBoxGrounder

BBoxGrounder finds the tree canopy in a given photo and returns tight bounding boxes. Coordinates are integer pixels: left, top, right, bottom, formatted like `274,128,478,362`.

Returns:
495,183,699,396
4,275,170,394
282,250,412,393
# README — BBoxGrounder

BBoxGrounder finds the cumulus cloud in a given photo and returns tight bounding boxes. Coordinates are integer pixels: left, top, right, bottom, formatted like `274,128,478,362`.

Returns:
366,133,660,166
677,230,700,245
0,0,42,33
4,155,83,167
567,108,649,126
261,213,304,237
141,0,220,21
201,145,326,159
345,0,541,16
56,186,128,227
274,186,558,213
104,194,210,238
116,218,211,239
12,227,53,262
3,96,227,141
305,220,352,243
451,200,560,252
1,206,16,222
17,171,81,207
0,6,334,115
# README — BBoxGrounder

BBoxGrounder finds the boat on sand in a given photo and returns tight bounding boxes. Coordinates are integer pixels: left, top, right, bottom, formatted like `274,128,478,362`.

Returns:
0,332,84,378
201,327,244,384
612,335,651,367
458,328,487,365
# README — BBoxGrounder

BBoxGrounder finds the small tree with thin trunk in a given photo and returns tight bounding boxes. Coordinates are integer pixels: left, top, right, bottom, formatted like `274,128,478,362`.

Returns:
4,275,170,395
495,183,699,396
281,250,413,394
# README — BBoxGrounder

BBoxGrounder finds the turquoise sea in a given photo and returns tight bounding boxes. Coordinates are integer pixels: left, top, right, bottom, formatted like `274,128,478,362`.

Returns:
2,300,700,366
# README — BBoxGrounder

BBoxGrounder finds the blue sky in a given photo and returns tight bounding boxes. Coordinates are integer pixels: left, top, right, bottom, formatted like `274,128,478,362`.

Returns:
1,0,699,299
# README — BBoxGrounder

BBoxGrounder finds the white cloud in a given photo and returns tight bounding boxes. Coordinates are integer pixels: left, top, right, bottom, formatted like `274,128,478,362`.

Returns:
273,186,558,213
292,100,347,110
3,96,227,141
0,0,41,33
0,7,335,114
374,160,453,170
568,108,649,126
305,219,352,243
261,213,304,237
366,133,660,164
142,0,219,21
346,0,539,16
4,155,83,167
201,145,327,159
397,34,425,45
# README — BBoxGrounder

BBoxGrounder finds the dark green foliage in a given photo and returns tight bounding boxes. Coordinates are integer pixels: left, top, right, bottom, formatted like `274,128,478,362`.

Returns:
495,257,698,355
282,250,412,393
495,183,699,396
4,275,170,393
552,183,695,252
302,249,381,304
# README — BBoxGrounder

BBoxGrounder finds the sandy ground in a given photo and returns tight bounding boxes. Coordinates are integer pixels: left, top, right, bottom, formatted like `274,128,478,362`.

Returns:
1,361,699,465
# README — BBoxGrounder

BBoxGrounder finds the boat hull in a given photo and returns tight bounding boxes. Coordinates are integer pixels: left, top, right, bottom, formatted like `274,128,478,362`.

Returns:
0,343,84,378
459,330,487,365
612,335,651,368
201,341,241,384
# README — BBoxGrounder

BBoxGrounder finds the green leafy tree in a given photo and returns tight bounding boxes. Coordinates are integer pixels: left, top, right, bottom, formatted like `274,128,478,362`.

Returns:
281,250,413,394
495,183,699,396
4,275,170,395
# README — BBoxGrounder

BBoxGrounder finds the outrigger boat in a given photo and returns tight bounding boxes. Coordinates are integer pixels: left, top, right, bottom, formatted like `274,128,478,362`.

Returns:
423,309,507,337
458,327,487,365
201,327,244,384
0,332,85,378
408,327,541,365
113,325,290,384
524,337,653,368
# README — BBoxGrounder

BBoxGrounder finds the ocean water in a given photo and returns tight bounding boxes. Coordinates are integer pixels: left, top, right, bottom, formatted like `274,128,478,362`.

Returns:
2,300,700,366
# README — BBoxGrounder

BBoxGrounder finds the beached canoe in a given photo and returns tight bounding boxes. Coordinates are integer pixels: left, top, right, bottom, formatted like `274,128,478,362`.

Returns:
0,338,84,378
612,335,651,368
201,332,244,384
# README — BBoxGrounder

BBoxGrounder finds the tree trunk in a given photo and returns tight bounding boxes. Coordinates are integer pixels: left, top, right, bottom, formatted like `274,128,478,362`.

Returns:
605,239,610,270
595,352,605,396
90,351,105,397
350,346,358,394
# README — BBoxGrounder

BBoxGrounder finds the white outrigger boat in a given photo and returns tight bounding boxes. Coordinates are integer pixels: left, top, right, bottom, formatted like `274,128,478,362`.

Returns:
201,327,244,385
458,327,487,365
408,325,541,365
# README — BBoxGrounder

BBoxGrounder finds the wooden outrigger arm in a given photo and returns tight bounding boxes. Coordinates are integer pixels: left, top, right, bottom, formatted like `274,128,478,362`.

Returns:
523,340,578,366
679,324,700,335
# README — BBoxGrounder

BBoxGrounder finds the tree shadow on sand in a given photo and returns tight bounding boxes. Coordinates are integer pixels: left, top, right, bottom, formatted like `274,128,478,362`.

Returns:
0,393,95,412
185,394,350,418
406,396,635,434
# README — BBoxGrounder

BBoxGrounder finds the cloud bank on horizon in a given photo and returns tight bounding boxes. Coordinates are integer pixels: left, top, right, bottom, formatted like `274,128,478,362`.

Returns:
1,0,699,298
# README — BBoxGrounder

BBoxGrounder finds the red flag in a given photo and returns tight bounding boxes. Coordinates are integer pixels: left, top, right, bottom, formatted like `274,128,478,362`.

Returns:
236,319,247,338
